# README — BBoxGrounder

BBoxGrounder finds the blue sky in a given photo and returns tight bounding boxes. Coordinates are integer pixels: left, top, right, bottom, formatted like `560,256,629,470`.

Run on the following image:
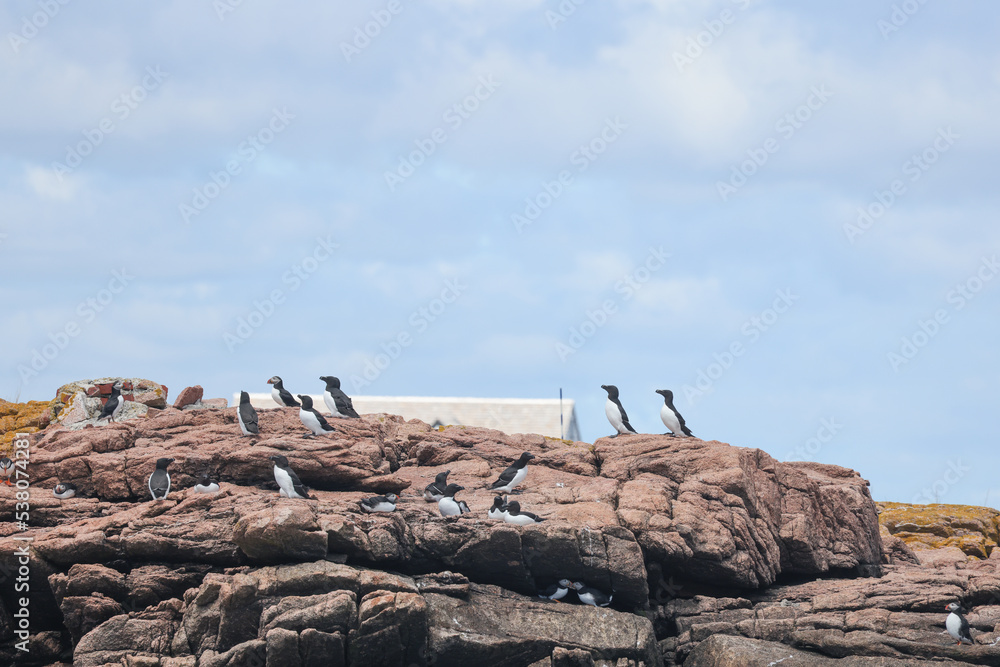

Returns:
2,1,998,508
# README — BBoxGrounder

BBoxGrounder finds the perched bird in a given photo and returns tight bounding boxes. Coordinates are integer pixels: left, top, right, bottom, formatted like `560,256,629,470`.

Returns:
148,457,173,501
360,493,398,513
423,470,451,502
487,452,535,494
488,495,508,520
193,473,220,494
945,602,975,645
601,384,636,436
267,376,300,407
237,391,260,436
503,500,545,526
655,389,693,437
297,395,336,437
0,456,13,486
53,482,77,499
539,581,569,601
438,484,468,517
270,455,310,499
564,580,613,607
97,381,125,423
320,376,360,418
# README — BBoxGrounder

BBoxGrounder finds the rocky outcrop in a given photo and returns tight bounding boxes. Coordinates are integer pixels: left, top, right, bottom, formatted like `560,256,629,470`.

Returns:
879,502,1000,560
0,398,54,454
51,377,169,428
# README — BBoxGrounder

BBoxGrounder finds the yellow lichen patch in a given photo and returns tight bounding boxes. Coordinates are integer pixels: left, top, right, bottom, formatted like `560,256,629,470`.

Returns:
877,501,1000,559
0,399,56,456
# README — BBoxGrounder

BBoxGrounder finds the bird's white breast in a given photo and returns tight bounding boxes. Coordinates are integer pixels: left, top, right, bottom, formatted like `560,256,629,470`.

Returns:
438,497,462,516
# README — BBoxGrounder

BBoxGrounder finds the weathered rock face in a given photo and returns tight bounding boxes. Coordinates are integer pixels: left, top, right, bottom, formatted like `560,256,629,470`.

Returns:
52,377,169,428
0,397,54,454
879,502,1000,560
0,402,897,665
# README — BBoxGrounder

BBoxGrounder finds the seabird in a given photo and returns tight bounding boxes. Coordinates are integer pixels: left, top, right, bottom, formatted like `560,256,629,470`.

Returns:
945,602,975,645
193,473,220,494
539,581,569,601
97,381,125,423
236,391,260,436
319,376,360,418
565,580,613,607
503,500,545,526
655,389,693,437
438,484,467,517
487,452,535,494
601,384,636,436
267,376,299,407
360,493,398,513
488,495,508,520
0,456,13,486
270,454,310,499
148,457,173,501
297,394,335,437
423,470,451,502
53,482,76,499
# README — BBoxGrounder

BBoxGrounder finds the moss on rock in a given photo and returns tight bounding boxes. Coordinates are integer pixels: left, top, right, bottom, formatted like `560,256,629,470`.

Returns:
877,501,1000,559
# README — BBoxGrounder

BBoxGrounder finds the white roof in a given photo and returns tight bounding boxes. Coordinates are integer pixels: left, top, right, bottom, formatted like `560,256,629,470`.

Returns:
239,393,580,441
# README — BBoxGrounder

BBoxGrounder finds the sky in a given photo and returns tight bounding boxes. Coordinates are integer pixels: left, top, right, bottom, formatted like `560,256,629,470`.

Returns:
2,1,998,508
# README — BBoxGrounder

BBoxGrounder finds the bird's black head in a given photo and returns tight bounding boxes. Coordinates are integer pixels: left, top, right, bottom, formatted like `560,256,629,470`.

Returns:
506,500,521,513
240,390,250,402
443,483,464,496
270,454,289,467
946,602,964,613
320,376,341,389
491,495,506,508
436,470,451,482
655,389,673,402
601,384,619,398
519,452,536,463
267,376,282,386
384,493,398,502
297,394,313,408
155,457,173,469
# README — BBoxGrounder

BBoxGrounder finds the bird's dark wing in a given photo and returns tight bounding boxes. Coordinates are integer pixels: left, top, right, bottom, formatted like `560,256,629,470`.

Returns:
523,511,544,522
313,410,335,431
279,388,299,406
240,401,259,432
98,396,118,418
287,468,309,497
332,389,360,417
490,461,520,487
149,472,170,497
666,396,693,436
615,399,637,432
961,615,974,642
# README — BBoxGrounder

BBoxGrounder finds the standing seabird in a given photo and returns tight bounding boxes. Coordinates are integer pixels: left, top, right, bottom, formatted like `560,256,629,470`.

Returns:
0,456,13,486
945,602,975,645
237,391,260,436
297,395,336,437
655,389,693,437
601,384,636,436
267,376,300,407
503,501,545,526
565,580,613,607
359,493,398,513
193,473,220,494
488,495,508,520
539,581,570,601
270,455,310,499
53,482,77,499
487,452,535,494
438,484,468,517
97,381,125,423
423,470,451,502
148,457,173,501
319,376,360,418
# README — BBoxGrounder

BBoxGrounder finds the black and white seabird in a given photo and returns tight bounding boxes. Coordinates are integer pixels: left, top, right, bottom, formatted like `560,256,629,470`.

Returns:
423,470,451,502
655,389,693,437
360,493,398,513
53,482,77,499
267,376,300,407
297,395,336,437
148,457,173,501
97,381,125,423
270,454,310,499
237,391,260,436
487,452,535,494
320,376,360,418
194,473,220,494
539,581,569,601
488,495,508,520
438,484,468,517
0,456,13,486
565,580,613,607
945,602,975,645
503,500,545,526
601,384,636,436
